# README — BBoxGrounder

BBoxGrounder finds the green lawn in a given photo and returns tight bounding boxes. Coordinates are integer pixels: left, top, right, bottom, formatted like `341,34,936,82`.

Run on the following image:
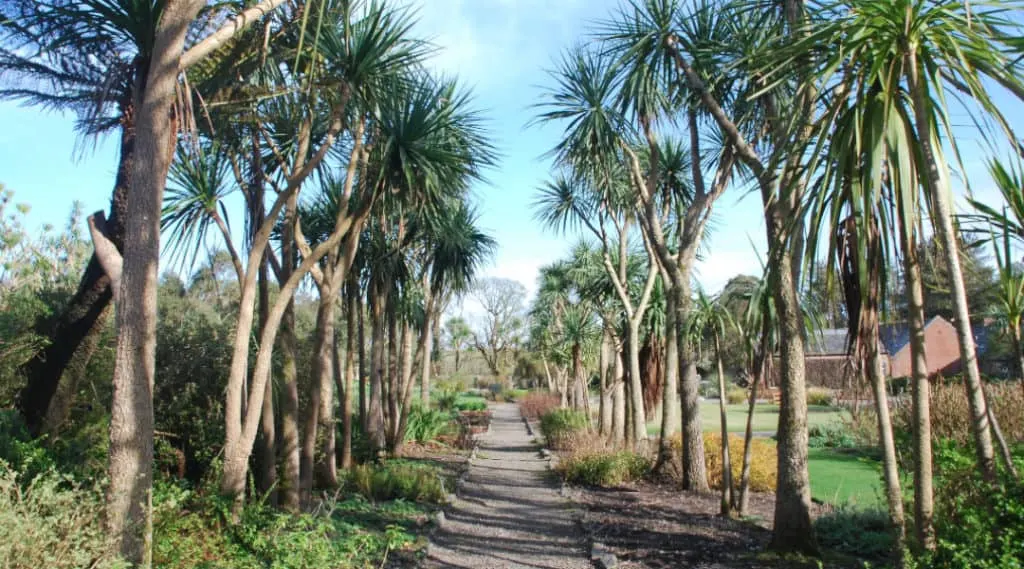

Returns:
646,402,847,435
807,448,884,507
640,402,882,507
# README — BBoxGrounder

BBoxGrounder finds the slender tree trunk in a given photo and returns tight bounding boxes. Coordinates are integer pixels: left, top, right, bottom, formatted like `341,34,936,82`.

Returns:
105,2,201,564
391,319,415,453
420,279,435,407
655,290,680,471
1013,322,1024,383
599,328,612,436
612,347,626,444
254,252,277,503
906,50,996,482
358,293,367,429
901,225,935,550
626,322,647,445
866,323,907,565
737,338,766,515
367,283,387,455
714,334,732,516
277,196,301,512
341,280,357,469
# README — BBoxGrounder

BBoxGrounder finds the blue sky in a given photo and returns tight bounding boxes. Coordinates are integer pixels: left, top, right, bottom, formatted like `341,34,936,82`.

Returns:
0,0,1016,301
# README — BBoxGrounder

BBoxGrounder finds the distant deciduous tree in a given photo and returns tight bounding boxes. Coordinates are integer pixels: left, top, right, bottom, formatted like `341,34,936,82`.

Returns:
470,277,527,380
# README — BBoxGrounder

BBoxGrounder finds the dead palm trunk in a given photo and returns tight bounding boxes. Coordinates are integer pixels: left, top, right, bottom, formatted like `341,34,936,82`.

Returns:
714,332,732,516
103,1,203,563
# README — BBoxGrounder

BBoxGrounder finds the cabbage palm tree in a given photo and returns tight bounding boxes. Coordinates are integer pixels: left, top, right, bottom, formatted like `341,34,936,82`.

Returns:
687,287,735,516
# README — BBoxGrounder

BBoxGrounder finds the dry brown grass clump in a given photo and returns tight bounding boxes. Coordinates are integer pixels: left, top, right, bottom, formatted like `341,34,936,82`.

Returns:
518,391,561,421
894,381,1024,444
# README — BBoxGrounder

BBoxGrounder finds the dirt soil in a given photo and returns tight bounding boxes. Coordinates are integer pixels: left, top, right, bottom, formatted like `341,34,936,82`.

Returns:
569,482,859,569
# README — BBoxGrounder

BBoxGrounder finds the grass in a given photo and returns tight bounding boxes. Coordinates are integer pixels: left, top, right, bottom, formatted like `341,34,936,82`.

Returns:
646,402,846,435
641,402,882,507
806,448,883,508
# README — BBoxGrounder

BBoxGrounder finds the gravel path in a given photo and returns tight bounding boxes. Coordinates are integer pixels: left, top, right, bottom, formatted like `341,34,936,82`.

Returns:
421,403,591,569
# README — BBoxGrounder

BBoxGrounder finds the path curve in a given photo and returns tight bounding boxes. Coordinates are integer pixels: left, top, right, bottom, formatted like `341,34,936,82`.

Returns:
421,402,591,569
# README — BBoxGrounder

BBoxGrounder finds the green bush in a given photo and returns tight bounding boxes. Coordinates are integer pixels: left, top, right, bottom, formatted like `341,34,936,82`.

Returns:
808,423,857,449
915,442,1024,569
558,451,651,487
433,380,465,411
404,406,454,444
346,462,447,504
539,408,589,449
0,464,126,569
453,399,487,412
807,387,835,406
814,507,895,564
153,481,420,569
725,387,748,405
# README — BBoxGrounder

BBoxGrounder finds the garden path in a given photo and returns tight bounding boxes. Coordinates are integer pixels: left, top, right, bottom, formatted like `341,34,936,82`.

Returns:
421,402,591,569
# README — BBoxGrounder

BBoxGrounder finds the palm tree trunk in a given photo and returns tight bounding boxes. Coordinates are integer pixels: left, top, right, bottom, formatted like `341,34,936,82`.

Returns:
341,278,358,469
906,50,996,482
767,238,816,554
900,222,936,550
599,327,612,436
626,322,647,445
738,334,767,515
358,292,367,429
420,279,435,407
866,321,907,564
301,284,336,504
105,2,201,563
368,283,387,455
1013,323,1024,384
655,292,680,471
391,319,415,453
613,347,626,444
254,250,277,503
714,333,732,516
676,288,709,492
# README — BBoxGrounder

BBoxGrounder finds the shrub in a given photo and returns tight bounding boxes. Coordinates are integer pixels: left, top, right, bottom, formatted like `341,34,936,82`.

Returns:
808,423,857,449
346,462,447,504
917,443,1024,569
519,391,561,421
0,465,126,569
558,451,651,487
814,507,896,564
894,381,1024,446
725,387,748,405
697,433,777,492
453,399,487,412
404,406,455,444
433,379,465,411
807,387,835,406
539,408,589,449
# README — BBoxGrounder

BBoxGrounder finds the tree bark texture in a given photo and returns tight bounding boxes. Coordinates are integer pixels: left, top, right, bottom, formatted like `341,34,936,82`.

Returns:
106,2,202,565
